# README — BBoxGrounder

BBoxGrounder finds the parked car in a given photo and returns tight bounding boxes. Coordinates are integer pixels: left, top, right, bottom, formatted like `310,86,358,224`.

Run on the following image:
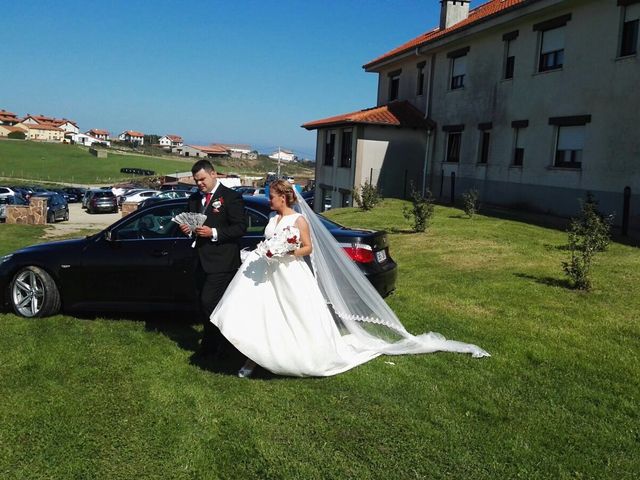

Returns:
160,184,197,193
31,192,69,223
138,190,191,209
82,189,101,209
61,187,85,203
86,191,118,214
0,196,397,317
0,195,28,222
121,190,161,205
117,188,146,208
0,187,20,198
233,186,266,196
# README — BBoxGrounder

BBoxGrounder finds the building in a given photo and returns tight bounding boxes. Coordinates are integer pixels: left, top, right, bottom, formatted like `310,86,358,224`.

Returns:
0,110,20,125
71,132,111,147
223,144,257,159
86,129,110,141
14,122,64,142
0,125,27,137
159,134,184,149
176,144,228,158
21,114,79,134
303,0,640,231
269,149,297,163
118,130,145,145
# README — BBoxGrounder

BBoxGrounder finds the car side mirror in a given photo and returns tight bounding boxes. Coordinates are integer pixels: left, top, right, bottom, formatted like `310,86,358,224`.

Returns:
105,230,116,242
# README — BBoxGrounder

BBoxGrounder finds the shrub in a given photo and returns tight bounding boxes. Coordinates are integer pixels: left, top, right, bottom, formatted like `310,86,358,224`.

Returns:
403,185,435,232
353,181,381,211
461,189,480,218
562,194,612,291
8,131,26,140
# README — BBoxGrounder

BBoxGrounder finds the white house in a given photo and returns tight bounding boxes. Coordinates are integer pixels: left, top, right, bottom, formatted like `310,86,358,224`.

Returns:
269,149,297,162
86,129,110,141
159,134,183,149
71,132,111,147
21,114,79,134
118,130,145,145
303,0,640,232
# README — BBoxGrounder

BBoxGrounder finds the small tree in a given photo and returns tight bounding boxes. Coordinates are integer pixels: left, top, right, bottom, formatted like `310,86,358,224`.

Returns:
8,131,26,140
353,181,381,211
562,194,612,290
403,185,435,232
461,189,480,218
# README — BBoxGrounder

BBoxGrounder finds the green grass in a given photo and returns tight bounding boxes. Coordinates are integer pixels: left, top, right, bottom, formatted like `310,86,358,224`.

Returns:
0,201,638,479
0,140,314,185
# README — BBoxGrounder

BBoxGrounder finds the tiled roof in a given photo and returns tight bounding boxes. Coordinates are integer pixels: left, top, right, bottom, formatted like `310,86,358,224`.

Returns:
123,130,144,137
0,125,25,133
166,134,183,141
88,129,110,135
190,144,229,154
364,0,527,69
24,123,63,131
302,101,434,130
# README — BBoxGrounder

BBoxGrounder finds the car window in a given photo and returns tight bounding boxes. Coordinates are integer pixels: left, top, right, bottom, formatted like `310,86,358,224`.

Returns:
0,188,9,194
115,205,186,240
245,208,268,234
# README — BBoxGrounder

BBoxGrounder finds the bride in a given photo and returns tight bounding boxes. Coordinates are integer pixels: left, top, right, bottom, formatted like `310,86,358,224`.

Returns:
210,180,489,378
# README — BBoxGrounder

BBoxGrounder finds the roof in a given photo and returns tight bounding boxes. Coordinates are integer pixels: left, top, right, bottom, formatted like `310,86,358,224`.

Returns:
123,130,144,137
364,0,527,70
223,144,252,150
88,129,110,135
188,144,229,154
165,134,183,141
0,125,25,133
21,114,77,126
302,101,434,130
23,123,63,131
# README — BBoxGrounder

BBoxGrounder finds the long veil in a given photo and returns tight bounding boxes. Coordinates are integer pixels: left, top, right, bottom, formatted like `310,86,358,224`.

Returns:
294,190,489,358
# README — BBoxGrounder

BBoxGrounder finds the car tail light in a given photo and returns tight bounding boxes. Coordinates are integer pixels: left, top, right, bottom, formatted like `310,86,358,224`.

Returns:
342,243,374,263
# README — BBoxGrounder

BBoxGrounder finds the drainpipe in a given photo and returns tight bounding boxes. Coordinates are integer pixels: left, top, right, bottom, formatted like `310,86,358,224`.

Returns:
422,53,437,197
422,128,432,197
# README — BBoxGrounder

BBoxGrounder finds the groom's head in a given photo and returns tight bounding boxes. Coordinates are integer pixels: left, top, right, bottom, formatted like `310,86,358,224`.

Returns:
191,160,217,193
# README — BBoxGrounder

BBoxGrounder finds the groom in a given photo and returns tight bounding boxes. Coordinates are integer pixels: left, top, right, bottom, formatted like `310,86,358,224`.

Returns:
180,159,247,358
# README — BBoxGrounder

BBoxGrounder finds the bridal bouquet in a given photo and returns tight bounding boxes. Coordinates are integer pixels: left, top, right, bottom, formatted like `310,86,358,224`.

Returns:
256,226,301,260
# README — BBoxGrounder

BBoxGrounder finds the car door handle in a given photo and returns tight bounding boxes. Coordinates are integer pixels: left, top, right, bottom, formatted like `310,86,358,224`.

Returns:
151,250,169,257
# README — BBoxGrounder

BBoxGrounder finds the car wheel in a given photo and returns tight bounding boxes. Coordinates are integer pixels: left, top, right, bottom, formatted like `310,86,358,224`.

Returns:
47,211,55,223
10,266,61,318
63,209,69,221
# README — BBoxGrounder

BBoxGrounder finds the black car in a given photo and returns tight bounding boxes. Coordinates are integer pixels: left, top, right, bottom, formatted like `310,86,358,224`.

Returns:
31,192,69,223
0,197,397,318
61,187,85,203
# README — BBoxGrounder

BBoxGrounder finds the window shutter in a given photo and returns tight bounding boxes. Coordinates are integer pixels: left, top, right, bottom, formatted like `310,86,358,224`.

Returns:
541,27,565,53
452,55,466,77
626,3,640,20
557,126,585,150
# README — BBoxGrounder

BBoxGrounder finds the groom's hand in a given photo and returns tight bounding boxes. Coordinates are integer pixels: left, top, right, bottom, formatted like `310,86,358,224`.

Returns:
179,224,191,235
195,226,213,238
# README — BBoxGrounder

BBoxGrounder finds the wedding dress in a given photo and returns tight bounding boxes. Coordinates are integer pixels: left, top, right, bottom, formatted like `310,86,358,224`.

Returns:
210,195,489,378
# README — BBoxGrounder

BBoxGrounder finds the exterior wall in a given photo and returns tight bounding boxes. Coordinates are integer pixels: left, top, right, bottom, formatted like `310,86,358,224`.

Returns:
25,126,64,142
376,61,430,112
313,125,426,211
6,198,47,225
159,137,171,146
423,0,640,229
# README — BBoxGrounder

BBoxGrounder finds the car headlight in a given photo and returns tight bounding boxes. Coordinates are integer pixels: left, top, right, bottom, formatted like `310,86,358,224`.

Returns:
1,254,13,264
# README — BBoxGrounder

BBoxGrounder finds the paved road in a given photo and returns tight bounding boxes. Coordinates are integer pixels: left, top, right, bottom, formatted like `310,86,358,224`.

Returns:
45,203,123,238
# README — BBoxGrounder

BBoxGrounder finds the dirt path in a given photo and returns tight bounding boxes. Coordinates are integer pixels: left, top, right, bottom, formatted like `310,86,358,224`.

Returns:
44,203,121,238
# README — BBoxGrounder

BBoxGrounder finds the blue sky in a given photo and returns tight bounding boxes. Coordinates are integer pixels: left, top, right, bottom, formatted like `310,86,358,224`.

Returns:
2,1,464,159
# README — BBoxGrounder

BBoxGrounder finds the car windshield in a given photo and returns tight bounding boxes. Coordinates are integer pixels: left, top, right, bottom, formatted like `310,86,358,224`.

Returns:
95,192,114,198
115,205,186,240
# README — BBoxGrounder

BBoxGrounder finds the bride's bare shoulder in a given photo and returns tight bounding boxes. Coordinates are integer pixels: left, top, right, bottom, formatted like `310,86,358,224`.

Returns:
294,215,308,228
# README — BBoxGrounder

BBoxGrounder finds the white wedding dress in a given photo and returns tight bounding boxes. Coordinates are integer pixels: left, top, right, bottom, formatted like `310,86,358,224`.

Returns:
211,213,382,377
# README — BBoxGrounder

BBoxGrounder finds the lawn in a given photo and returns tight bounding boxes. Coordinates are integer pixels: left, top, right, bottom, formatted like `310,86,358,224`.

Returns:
0,140,314,185
0,201,638,479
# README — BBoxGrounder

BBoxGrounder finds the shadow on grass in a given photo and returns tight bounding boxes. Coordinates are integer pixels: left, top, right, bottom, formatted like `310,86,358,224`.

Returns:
448,214,470,219
514,272,574,289
389,227,419,234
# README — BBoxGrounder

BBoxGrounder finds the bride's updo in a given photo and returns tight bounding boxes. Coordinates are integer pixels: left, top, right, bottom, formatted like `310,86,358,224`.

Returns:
270,179,297,206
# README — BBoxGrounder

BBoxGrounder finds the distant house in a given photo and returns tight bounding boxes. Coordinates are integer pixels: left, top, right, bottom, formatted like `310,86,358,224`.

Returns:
177,144,228,158
21,114,79,134
86,129,110,141
0,125,27,137
269,149,297,162
223,144,257,159
118,130,145,145
0,110,20,126
71,132,111,147
14,122,64,142
159,134,183,149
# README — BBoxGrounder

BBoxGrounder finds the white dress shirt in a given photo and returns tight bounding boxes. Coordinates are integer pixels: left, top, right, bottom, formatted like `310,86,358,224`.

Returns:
201,181,221,242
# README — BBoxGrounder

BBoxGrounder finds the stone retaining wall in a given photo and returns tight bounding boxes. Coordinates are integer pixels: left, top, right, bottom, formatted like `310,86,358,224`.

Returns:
6,197,47,225
121,202,139,217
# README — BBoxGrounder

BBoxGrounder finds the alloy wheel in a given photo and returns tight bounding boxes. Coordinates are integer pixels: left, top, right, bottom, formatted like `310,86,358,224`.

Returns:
11,269,45,317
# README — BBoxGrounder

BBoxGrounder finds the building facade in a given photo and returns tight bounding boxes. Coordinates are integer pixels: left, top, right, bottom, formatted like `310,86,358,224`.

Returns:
304,0,640,229
118,130,145,145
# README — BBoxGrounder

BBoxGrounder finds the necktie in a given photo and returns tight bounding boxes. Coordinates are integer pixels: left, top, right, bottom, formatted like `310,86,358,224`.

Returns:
205,192,212,205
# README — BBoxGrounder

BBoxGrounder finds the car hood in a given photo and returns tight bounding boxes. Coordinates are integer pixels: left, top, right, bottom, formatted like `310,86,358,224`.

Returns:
11,237,91,256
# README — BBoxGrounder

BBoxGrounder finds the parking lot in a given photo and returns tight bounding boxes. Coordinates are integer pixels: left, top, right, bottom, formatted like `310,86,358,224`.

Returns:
45,202,122,237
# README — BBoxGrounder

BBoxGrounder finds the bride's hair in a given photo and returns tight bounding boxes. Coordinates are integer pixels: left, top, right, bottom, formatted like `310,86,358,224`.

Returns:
270,179,297,206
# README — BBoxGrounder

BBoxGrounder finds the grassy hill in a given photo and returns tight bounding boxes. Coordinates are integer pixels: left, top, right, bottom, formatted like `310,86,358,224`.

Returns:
0,140,314,185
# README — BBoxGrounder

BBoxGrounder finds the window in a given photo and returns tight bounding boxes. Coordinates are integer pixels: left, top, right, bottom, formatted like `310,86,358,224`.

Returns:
321,187,332,212
446,132,462,163
324,131,335,166
447,47,469,90
416,61,426,95
245,208,269,234
388,70,401,101
539,27,565,71
503,31,518,79
511,120,528,166
534,15,571,72
479,131,490,164
340,129,352,168
116,205,184,240
554,125,585,168
620,2,640,56
450,55,466,89
340,191,351,208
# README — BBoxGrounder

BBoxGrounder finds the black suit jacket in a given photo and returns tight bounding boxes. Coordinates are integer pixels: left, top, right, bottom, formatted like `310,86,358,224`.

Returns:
188,183,247,274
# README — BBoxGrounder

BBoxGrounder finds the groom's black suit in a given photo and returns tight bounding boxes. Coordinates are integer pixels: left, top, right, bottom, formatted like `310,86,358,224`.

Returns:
188,183,247,354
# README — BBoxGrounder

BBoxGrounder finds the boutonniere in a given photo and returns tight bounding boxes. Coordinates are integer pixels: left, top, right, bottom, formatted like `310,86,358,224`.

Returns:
211,197,224,213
